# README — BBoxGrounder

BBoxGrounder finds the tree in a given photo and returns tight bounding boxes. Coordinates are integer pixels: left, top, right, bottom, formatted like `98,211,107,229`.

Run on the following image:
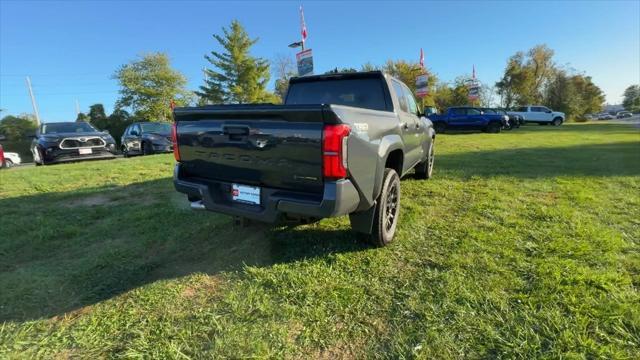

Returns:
479,83,497,108
83,103,110,130
88,104,107,123
324,67,358,74
273,53,296,102
570,75,605,115
361,62,380,72
543,68,605,119
105,109,134,146
432,78,471,112
496,45,556,107
76,112,90,122
526,44,555,103
114,52,192,122
545,69,580,118
622,85,640,112
0,114,38,140
197,20,274,104
383,60,438,108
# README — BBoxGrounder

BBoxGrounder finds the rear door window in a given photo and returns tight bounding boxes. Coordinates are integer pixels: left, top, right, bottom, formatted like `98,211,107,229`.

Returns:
391,80,409,113
401,84,419,116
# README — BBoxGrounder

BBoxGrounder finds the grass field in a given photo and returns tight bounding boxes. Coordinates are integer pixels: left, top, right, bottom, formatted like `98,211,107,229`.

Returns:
1,123,639,358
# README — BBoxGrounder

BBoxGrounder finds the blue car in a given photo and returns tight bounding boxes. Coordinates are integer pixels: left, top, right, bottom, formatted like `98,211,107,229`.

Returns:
429,106,508,133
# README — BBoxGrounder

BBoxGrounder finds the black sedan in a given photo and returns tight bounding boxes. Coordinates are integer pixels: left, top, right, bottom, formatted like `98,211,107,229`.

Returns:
121,122,173,157
482,108,523,129
31,121,117,166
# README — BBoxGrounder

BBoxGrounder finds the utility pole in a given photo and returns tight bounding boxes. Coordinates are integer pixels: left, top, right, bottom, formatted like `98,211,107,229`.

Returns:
26,76,41,126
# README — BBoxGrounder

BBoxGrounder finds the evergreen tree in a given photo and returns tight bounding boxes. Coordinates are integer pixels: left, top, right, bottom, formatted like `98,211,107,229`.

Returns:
197,20,274,104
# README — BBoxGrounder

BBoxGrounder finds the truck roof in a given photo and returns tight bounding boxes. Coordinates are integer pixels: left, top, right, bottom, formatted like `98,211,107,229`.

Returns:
289,71,386,84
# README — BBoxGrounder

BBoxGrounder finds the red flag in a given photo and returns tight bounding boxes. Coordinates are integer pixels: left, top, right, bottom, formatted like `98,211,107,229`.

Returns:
300,5,308,43
419,48,425,69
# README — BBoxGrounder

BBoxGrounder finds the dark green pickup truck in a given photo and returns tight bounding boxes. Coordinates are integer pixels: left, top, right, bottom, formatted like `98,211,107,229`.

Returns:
172,71,435,246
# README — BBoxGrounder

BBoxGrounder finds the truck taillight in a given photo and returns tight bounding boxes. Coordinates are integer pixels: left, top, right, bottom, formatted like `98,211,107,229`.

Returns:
171,122,181,161
322,124,350,180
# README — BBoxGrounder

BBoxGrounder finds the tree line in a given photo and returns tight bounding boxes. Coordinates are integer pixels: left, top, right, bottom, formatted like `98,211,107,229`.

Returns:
3,20,639,145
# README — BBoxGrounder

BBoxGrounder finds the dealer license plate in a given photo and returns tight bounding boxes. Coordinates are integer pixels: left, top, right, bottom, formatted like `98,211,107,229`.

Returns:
231,184,260,205
79,148,93,155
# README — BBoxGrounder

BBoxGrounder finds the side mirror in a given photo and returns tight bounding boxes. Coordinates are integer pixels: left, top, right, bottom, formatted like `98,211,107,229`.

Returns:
546,110,552,113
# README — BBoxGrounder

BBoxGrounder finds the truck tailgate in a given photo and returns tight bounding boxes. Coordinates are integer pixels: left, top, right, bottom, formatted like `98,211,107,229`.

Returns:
175,105,333,194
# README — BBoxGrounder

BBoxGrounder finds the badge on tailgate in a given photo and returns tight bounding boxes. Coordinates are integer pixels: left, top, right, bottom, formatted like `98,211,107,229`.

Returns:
231,184,261,205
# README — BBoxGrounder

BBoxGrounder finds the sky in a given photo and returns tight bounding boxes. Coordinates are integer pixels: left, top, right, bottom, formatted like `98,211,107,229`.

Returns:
1,0,639,122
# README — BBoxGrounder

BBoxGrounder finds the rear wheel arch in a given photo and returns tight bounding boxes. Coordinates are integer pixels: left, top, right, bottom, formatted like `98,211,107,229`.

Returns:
372,146,404,202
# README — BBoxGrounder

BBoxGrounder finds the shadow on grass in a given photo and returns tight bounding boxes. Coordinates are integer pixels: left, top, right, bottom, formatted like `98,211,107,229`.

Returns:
438,122,639,136
437,141,640,178
0,178,368,322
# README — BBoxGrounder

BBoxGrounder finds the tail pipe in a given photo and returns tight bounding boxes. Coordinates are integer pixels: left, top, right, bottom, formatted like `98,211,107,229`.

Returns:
190,200,205,210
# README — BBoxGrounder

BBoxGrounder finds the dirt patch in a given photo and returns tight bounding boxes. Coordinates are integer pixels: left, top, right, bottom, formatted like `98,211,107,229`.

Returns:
64,193,158,208
65,194,113,207
181,275,221,299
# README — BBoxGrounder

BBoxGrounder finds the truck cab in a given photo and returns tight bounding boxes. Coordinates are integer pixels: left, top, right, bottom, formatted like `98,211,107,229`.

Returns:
509,106,565,125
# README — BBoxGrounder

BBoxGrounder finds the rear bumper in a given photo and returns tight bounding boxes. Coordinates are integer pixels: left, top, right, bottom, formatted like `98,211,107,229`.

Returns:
173,163,360,222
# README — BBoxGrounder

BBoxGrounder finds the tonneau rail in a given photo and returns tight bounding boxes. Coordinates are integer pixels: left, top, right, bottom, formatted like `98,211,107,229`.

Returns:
173,104,343,124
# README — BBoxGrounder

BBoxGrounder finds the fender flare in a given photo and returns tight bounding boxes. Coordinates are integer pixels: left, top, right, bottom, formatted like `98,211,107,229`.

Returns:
372,135,404,202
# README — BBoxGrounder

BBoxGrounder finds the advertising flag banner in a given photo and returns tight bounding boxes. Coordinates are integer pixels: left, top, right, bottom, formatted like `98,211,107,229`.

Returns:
415,73,429,98
296,49,314,76
300,6,308,44
467,65,480,101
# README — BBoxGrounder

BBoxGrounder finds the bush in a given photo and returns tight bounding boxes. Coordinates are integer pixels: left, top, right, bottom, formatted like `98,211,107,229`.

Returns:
1,139,33,163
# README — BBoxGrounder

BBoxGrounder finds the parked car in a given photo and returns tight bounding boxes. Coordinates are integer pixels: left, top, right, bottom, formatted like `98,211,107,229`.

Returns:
509,105,565,125
481,108,522,130
430,106,507,133
172,71,436,246
0,144,5,168
423,106,438,117
3,151,21,167
31,121,117,165
598,113,614,120
616,111,633,119
121,122,173,157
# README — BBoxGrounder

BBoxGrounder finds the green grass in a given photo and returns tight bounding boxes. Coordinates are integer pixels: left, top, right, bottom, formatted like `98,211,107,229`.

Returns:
1,123,639,358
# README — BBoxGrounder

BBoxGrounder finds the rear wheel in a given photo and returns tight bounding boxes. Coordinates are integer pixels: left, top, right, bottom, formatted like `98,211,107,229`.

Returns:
486,122,501,133
370,169,400,247
4,159,13,168
142,141,153,156
415,139,435,180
